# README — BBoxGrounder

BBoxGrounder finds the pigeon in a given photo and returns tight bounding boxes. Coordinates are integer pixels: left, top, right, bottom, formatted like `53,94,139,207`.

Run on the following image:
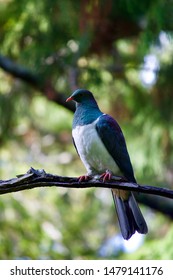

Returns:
66,89,148,239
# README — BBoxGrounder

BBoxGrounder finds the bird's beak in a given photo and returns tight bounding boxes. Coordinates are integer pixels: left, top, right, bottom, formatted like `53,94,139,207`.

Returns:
66,96,73,102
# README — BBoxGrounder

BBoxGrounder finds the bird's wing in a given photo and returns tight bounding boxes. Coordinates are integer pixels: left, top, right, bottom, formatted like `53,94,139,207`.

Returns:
95,114,136,183
72,136,79,156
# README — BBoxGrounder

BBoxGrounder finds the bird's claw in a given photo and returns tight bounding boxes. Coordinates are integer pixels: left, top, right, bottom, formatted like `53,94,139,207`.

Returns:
78,175,91,182
100,170,112,182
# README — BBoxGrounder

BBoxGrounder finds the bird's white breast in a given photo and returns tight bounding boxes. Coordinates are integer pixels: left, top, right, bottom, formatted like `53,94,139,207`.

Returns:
72,117,119,175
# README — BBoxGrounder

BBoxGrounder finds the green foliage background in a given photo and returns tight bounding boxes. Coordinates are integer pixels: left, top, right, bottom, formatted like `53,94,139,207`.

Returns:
0,0,173,259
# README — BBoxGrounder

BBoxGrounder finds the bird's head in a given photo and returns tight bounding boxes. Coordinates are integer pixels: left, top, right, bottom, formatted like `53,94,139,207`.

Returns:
66,89,97,107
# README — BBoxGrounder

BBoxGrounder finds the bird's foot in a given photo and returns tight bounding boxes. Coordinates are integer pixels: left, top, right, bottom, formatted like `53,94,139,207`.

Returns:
100,170,112,182
78,175,91,182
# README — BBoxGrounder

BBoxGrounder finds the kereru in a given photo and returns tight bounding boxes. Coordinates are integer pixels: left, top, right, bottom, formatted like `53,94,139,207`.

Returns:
66,89,148,240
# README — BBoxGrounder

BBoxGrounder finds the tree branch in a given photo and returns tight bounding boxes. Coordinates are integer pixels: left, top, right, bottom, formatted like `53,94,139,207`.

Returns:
137,193,173,219
2,167,173,219
0,54,75,112
0,54,39,86
1,167,173,199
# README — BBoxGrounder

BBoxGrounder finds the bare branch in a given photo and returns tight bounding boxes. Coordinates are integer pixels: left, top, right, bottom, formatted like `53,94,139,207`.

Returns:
0,54,39,86
1,167,173,200
137,193,173,219
0,54,75,112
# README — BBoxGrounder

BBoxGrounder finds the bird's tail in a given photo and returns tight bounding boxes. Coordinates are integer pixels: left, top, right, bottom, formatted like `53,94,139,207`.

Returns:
112,190,148,240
